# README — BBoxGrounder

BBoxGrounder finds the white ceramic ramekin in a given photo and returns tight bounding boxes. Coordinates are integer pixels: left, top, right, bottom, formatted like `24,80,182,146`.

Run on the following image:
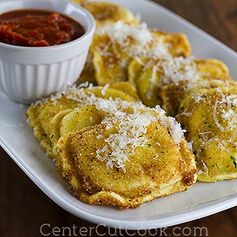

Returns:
0,0,95,104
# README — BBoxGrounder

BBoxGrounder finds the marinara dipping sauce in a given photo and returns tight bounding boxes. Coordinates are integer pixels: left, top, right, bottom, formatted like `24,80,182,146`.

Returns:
0,9,85,47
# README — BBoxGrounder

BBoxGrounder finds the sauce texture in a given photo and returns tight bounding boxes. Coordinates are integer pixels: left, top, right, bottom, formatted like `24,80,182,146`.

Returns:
0,10,85,47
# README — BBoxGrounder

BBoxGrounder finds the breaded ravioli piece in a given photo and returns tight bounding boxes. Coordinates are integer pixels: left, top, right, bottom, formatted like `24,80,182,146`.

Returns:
74,1,139,85
73,0,139,27
26,84,138,158
56,96,197,208
90,22,191,86
177,86,237,182
80,1,139,27
128,57,231,108
162,79,234,116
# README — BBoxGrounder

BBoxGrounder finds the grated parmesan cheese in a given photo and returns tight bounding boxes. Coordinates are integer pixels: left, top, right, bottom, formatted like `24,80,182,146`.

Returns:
187,141,193,151
48,85,185,172
97,21,153,46
101,83,110,96
193,94,204,103
201,159,209,173
158,56,200,85
96,21,170,59
154,105,185,144
136,56,201,89
213,93,237,132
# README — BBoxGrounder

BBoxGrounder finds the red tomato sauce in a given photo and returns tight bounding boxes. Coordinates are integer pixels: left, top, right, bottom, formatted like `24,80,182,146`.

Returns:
0,9,85,47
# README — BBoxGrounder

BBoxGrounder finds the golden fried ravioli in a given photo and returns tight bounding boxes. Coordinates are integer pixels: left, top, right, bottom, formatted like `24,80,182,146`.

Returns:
162,79,234,116
56,97,197,208
90,22,191,86
177,86,237,182
80,1,139,27
74,1,139,85
26,84,138,158
128,57,231,108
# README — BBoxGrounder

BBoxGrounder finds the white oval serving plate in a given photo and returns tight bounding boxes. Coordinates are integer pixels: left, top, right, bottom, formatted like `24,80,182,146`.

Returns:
0,0,237,230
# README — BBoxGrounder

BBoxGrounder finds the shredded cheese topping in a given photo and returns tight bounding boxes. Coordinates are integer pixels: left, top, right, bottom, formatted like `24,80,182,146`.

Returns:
142,56,200,86
213,93,237,132
97,21,153,46
48,85,185,172
96,21,170,59
160,56,200,84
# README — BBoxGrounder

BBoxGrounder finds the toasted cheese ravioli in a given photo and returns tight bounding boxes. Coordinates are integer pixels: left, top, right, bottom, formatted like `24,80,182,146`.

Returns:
161,79,234,116
128,57,231,108
80,1,139,27
26,84,138,158
90,22,191,86
177,86,237,182
74,1,139,85
56,97,197,208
